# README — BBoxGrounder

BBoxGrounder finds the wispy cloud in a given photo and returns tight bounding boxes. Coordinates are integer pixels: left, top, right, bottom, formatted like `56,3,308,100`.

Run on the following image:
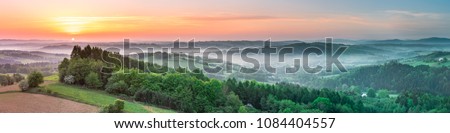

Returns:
385,10,441,19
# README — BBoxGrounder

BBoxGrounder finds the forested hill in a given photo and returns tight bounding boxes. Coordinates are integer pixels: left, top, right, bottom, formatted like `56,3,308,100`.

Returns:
322,61,450,95
55,45,450,113
58,45,366,113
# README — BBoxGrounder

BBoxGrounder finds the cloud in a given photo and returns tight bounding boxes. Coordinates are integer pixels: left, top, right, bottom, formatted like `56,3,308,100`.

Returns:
385,10,441,19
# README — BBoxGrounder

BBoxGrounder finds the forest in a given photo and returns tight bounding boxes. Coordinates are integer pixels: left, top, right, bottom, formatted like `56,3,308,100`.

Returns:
321,61,450,95
56,45,450,113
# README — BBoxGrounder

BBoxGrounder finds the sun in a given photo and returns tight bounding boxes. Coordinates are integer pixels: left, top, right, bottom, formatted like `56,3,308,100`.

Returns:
72,38,75,41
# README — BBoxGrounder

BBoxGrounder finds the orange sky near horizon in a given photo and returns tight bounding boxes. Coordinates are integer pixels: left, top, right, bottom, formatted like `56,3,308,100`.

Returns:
1,0,449,41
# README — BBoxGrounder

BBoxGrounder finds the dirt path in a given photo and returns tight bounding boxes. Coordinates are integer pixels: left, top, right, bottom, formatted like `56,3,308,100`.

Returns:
0,81,99,113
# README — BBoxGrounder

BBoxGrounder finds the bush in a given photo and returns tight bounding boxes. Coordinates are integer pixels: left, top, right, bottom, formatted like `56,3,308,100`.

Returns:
13,73,24,82
377,89,390,98
46,89,53,94
367,89,376,98
0,75,14,86
27,71,44,88
85,72,102,89
18,80,29,91
64,75,75,84
100,99,125,113
105,80,128,94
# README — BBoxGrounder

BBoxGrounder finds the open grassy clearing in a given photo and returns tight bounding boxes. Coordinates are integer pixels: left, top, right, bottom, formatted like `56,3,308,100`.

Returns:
43,74,59,81
40,82,175,113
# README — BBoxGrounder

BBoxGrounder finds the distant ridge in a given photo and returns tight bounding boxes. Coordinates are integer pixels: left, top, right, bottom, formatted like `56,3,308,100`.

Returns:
417,37,450,42
364,37,450,44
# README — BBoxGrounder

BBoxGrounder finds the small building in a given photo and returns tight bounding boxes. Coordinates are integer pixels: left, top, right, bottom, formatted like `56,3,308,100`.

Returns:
438,57,448,63
361,93,367,98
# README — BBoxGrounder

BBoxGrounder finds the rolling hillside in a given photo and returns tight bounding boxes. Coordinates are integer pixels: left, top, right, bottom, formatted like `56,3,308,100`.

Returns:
0,50,68,64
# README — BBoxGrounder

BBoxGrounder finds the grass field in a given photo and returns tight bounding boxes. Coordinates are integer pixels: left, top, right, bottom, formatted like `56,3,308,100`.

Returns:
40,82,175,113
43,74,59,81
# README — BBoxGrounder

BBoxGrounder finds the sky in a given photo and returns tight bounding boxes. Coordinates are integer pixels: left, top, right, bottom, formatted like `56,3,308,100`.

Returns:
0,0,449,41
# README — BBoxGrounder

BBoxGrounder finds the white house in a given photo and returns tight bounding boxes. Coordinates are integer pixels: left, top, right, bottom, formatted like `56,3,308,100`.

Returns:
361,93,367,98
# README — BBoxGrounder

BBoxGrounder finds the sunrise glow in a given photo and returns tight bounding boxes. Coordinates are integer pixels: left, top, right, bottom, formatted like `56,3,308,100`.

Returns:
0,0,449,41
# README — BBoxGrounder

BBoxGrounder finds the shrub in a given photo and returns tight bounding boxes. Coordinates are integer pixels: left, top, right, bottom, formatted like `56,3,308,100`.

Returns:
27,71,44,88
238,106,248,113
100,99,125,113
64,75,75,84
367,89,376,98
13,73,24,82
18,80,29,91
0,75,7,86
0,75,14,86
46,89,53,94
105,80,128,94
377,89,390,98
85,72,102,89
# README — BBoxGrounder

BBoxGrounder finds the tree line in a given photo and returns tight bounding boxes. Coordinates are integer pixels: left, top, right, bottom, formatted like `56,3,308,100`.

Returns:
0,73,24,86
0,62,57,76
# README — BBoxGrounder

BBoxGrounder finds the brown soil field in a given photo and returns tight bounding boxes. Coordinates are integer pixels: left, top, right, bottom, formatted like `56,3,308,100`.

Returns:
0,84,21,93
0,82,99,113
0,92,99,113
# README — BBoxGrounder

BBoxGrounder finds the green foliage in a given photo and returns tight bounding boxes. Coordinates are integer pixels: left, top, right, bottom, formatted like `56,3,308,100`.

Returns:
323,61,450,95
394,90,450,113
85,72,102,89
100,99,125,113
367,89,376,98
0,62,57,75
66,58,103,85
12,73,24,82
0,73,22,86
55,45,450,113
312,97,333,112
27,71,44,88
238,106,248,113
223,92,243,113
0,74,14,86
377,89,390,98
58,58,70,82
44,74,59,81
106,80,129,94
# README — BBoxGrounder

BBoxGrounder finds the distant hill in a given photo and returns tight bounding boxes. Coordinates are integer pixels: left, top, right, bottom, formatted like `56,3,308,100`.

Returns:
279,42,388,55
40,44,75,50
400,51,450,67
415,51,450,60
364,37,450,44
417,37,450,43
0,50,68,64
